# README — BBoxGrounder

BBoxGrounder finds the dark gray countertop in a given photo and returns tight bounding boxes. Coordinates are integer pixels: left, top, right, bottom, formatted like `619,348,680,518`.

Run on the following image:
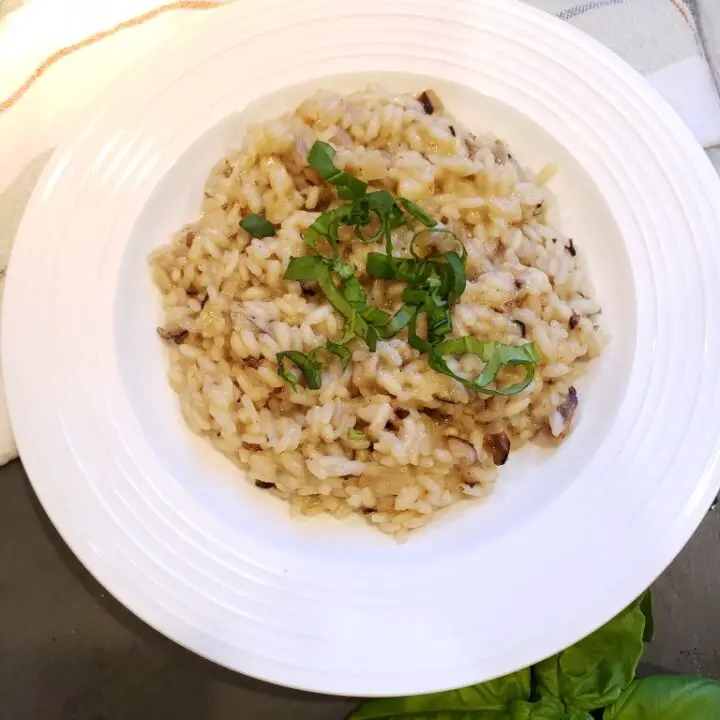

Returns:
1,458,718,720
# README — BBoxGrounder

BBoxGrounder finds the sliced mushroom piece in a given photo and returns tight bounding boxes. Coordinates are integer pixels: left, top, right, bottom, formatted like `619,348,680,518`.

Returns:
417,89,443,115
447,437,478,465
491,140,510,165
549,386,578,437
156,327,189,344
486,432,511,466
394,406,410,420
559,386,578,425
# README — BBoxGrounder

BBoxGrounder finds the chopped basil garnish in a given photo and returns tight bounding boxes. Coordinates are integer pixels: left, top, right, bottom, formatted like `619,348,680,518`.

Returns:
324,340,352,369
276,349,322,391
275,140,540,392
240,214,275,238
307,140,368,200
429,337,541,395
347,429,366,441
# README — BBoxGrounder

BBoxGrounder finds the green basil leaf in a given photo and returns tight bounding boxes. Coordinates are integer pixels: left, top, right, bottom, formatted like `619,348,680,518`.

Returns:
348,429,365,441
441,251,466,305
240,214,275,239
335,172,369,200
342,276,367,310
366,253,439,288
509,697,591,719
284,255,329,281
348,669,531,720
331,258,356,280
324,340,352,369
375,305,415,339
307,140,339,180
365,190,398,217
430,338,540,396
638,590,654,642
303,207,344,257
426,303,453,343
603,676,720,720
285,260,374,351
366,252,398,279
397,197,438,227
360,306,392,327
408,308,432,354
307,141,368,200
276,350,322,390
534,597,647,711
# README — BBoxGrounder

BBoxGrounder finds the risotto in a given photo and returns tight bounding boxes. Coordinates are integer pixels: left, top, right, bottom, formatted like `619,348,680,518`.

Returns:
149,87,606,538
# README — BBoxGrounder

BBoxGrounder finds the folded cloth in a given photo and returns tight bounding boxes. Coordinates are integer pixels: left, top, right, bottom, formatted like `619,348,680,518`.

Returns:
524,0,720,148
1,0,719,466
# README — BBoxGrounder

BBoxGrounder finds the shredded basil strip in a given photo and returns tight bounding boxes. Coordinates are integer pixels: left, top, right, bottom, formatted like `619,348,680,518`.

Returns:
440,251,466,305
240,214,275,239
347,429,366,441
284,257,377,351
397,197,438,228
341,276,367,309
324,340,353,369
276,350,322,390
410,228,467,262
430,337,541,395
375,304,416,339
307,141,368,200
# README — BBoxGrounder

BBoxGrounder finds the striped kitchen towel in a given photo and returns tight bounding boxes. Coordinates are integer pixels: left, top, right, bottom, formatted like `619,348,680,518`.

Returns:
523,0,720,148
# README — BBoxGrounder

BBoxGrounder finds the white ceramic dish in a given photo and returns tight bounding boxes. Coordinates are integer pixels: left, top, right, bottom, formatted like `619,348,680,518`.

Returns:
4,0,720,697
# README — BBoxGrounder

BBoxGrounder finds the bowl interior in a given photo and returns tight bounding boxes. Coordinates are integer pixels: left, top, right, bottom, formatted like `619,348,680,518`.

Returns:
115,73,635,562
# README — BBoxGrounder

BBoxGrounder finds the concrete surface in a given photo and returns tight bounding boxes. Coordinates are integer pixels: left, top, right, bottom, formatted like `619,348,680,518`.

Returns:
0,458,718,720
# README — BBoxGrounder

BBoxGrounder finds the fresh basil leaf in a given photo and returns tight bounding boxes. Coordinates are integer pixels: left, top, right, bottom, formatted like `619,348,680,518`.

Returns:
509,697,592,719
534,597,647,711
603,676,720,719
285,260,375,351
366,253,438,288
331,258,356,280
366,252,397,279
276,350,322,390
410,228,466,261
307,141,368,200
397,197,438,227
430,338,540,396
638,590,654,642
348,669,531,720
307,140,339,180
426,302,453,343
335,172,369,200
347,429,365,441
303,207,345,257
441,250,466,305
375,305,415,339
342,276,367,310
240,214,275,239
325,340,352,369
408,308,432,354
284,255,328,281
360,306,392,327
365,190,398,217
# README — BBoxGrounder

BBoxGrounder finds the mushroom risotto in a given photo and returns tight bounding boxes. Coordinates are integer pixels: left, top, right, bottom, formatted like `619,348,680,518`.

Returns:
149,87,607,538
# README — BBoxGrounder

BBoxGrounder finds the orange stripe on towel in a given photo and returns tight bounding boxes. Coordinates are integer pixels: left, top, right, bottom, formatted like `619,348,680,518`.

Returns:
0,0,232,114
